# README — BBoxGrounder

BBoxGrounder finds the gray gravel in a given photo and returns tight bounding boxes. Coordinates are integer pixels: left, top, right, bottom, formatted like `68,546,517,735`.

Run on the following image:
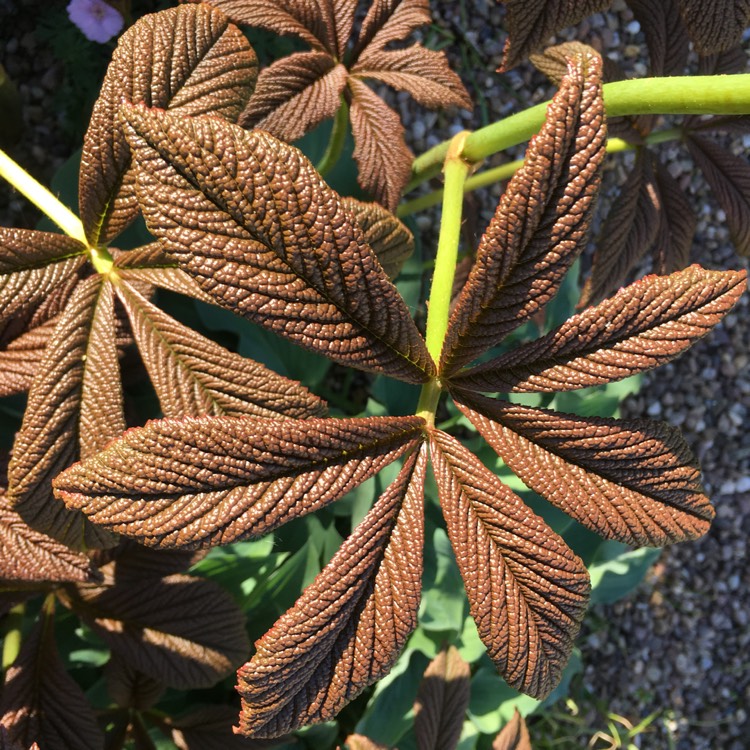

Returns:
1,1,749,748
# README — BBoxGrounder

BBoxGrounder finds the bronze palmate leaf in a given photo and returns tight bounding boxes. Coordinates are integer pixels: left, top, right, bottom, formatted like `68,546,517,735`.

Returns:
53,53,746,737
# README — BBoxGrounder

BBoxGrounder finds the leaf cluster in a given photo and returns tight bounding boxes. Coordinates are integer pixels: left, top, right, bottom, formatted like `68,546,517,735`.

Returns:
0,2,747,748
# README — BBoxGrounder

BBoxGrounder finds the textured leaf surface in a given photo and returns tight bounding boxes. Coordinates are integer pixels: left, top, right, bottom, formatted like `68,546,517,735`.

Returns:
354,0,431,57
240,52,347,140
580,149,660,307
678,0,750,54
79,3,258,244
413,645,471,750
429,430,589,699
7,276,121,549
686,133,750,256
0,316,57,397
169,706,278,750
342,197,414,278
122,104,434,383
455,394,715,546
104,652,165,710
351,47,471,110
627,0,689,75
0,490,100,584
349,77,414,211
117,282,326,419
652,161,695,274
440,54,606,374
501,0,611,70
0,229,86,324
343,735,390,750
0,614,104,750
492,709,532,750
237,446,426,737
451,266,747,393
55,415,425,549
59,572,249,689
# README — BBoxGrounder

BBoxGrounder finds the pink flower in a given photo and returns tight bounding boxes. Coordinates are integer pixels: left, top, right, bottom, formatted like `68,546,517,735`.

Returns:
67,0,124,44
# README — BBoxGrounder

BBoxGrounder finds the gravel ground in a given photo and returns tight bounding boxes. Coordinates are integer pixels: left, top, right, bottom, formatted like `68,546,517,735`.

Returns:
1,2,749,749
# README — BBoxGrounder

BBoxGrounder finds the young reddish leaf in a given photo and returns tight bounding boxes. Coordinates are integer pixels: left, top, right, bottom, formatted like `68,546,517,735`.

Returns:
54,415,425,549
0,612,104,750
627,0,689,76
104,653,165,710
450,266,747,394
492,710,532,750
203,0,337,53
686,133,750,256
80,3,258,245
500,0,611,70
440,54,606,374
240,52,347,140
114,242,215,303
121,104,434,383
354,0,432,57
454,394,714,547
169,705,279,750
413,645,471,750
341,197,414,279
678,0,750,54
529,41,599,85
0,229,86,324
0,490,101,584
7,276,122,549
237,446,426,737
116,282,326,419
351,47,471,110
349,77,414,211
579,149,660,307
59,572,249,690
429,430,589,699
652,161,695,275
0,316,57,397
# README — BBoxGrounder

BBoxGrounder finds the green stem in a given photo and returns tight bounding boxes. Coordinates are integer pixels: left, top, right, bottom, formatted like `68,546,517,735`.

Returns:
0,148,87,244
2,603,25,668
415,132,472,424
408,74,750,189
399,126,684,217
316,98,349,177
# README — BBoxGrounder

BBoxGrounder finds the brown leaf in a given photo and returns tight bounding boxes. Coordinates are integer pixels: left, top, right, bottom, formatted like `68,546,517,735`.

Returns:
686,133,750,256
54,415,425,549
116,281,326,419
0,489,101,584
529,41,600,85
501,0,611,71
493,710,532,750
627,0,689,76
7,276,122,549
0,611,104,750
169,705,278,750
237,446,426,737
454,394,714,547
351,47,471,110
203,0,337,53
678,0,750,54
440,53,606,375
413,645,471,750
354,0,432,58
0,315,57,397
449,266,747,393
343,735,391,750
342,197,415,279
104,653,165,710
121,104,433,383
348,77,414,211
579,148,660,307
698,45,748,75
429,429,589,699
79,3,258,245
652,160,695,274
0,228,86,324
59,571,249,689
239,52,347,141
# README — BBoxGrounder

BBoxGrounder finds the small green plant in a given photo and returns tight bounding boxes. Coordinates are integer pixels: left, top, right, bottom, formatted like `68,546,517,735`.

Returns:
0,1,748,748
